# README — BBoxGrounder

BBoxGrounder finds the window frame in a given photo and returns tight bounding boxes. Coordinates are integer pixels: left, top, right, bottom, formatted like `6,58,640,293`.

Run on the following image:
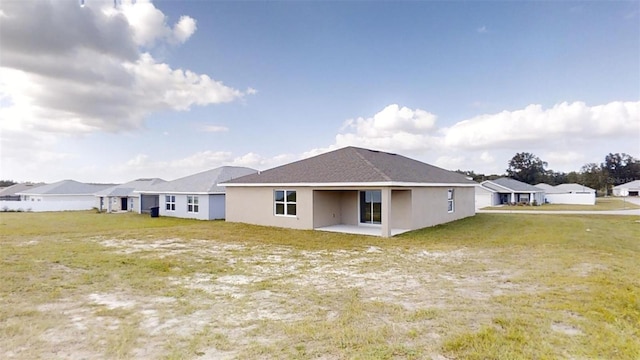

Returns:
165,195,176,211
359,190,382,225
274,190,297,217
187,195,199,213
447,189,455,213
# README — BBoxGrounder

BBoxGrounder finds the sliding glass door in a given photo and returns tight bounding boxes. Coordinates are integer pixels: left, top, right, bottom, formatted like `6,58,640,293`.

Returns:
360,190,382,224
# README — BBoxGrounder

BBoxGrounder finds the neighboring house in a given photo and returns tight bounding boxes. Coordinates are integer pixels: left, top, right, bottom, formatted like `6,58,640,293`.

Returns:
535,183,596,205
0,182,45,201
613,180,640,197
222,146,477,237
11,180,114,212
95,178,166,213
476,178,544,208
137,166,257,220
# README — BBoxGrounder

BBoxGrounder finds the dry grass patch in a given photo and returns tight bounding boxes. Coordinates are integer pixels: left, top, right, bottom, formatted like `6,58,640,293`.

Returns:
1,211,639,359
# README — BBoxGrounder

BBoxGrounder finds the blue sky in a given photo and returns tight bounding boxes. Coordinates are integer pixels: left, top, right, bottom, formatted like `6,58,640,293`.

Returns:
1,0,638,183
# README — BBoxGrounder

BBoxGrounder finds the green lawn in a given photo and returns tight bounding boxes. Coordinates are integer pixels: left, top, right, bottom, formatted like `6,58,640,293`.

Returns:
482,197,640,211
1,211,639,359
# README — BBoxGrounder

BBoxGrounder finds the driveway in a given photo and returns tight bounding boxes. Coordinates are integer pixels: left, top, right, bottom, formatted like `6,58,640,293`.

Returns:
623,196,640,206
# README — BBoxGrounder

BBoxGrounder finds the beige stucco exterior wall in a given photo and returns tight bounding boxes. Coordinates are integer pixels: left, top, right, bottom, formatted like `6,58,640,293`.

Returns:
226,185,475,234
312,191,343,228
225,187,314,230
391,189,412,229
410,186,475,229
339,191,359,225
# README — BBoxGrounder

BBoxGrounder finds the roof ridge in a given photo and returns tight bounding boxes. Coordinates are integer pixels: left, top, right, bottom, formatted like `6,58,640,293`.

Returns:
354,148,392,181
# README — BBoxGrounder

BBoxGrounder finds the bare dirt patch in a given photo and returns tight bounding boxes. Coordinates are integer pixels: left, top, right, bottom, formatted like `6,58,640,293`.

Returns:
1,235,601,359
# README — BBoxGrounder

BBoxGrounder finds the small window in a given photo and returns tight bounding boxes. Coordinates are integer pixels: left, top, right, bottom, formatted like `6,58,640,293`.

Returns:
187,195,199,213
165,195,175,211
274,190,296,216
447,189,455,213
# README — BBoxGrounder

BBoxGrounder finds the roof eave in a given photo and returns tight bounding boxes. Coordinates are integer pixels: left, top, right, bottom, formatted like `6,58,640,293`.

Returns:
222,181,478,188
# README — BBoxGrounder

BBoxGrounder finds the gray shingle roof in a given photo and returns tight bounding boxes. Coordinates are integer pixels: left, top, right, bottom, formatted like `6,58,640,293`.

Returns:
17,180,114,195
614,180,640,190
143,166,258,193
95,178,166,197
483,178,543,192
534,183,555,191
224,147,476,185
551,183,595,193
0,182,46,197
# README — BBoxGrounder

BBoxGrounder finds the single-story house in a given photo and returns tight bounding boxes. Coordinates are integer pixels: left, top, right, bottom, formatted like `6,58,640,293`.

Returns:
222,146,477,237
12,180,114,212
137,166,257,220
94,178,166,213
476,178,544,208
613,180,640,197
535,183,596,205
0,182,45,201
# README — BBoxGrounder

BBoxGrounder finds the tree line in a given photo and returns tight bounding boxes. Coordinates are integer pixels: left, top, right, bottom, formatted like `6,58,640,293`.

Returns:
459,152,639,195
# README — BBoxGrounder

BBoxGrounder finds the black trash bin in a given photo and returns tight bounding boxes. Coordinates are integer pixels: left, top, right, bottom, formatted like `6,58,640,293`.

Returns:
150,206,159,218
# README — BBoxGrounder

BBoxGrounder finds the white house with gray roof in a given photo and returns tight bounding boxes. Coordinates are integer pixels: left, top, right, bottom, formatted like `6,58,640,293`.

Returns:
95,178,166,213
137,166,257,220
476,178,544,208
613,180,640,197
222,146,477,237
535,183,595,205
10,180,113,212
0,182,45,201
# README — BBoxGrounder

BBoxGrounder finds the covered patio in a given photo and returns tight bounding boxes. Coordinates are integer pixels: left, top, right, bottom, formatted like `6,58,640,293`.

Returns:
315,224,411,237
312,188,412,237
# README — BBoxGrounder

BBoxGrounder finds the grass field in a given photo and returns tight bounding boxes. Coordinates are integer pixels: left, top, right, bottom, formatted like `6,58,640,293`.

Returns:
1,211,639,359
482,197,640,211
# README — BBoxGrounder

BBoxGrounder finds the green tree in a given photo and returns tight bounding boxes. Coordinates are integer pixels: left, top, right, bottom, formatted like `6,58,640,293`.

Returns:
601,153,639,194
0,180,17,187
455,170,503,183
580,163,606,194
506,152,549,184
566,171,581,184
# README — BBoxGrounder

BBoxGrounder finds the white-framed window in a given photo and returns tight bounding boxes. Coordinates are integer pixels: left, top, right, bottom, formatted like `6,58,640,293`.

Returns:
187,195,199,213
447,189,455,213
165,195,175,211
274,190,296,216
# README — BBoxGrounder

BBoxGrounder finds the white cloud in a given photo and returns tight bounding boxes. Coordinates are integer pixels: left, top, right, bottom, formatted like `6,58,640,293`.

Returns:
0,0,251,137
116,0,196,46
202,125,229,133
308,101,640,176
479,151,494,163
173,16,197,43
477,25,488,33
434,155,466,170
0,0,254,181
443,101,640,150
544,151,585,168
334,104,440,153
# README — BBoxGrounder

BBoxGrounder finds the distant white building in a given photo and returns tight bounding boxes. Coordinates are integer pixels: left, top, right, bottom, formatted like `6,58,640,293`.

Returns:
0,182,45,201
9,180,113,212
536,183,596,205
613,180,640,197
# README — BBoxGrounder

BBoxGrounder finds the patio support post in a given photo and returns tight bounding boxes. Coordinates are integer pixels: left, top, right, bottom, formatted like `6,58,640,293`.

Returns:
510,192,515,204
381,188,392,237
